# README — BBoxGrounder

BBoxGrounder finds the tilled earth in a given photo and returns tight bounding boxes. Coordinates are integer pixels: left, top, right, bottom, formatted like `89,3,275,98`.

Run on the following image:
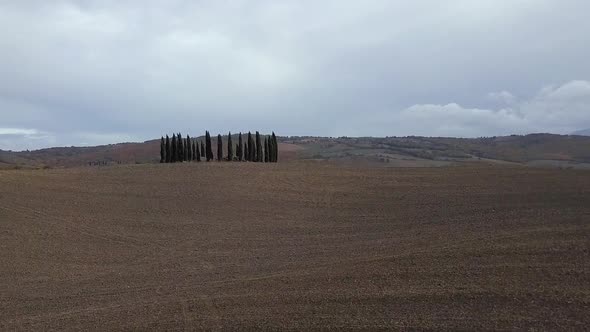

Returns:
1,163,589,330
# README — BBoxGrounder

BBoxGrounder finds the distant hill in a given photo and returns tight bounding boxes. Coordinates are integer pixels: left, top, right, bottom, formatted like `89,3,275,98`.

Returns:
284,134,590,168
0,135,301,169
0,140,160,168
1,133,590,169
572,129,590,136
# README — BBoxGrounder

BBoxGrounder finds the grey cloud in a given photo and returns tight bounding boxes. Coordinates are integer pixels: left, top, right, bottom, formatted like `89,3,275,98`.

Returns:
0,1,590,150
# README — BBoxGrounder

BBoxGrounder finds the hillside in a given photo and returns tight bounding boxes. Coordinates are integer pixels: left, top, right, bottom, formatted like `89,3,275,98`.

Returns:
286,134,590,168
572,128,590,136
1,134,589,169
0,141,161,168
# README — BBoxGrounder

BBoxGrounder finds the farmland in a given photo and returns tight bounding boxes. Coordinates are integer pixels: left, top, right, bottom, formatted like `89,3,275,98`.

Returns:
1,162,589,330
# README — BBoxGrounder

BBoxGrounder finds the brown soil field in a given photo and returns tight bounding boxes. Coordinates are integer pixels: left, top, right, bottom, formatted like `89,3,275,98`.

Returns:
1,163,589,330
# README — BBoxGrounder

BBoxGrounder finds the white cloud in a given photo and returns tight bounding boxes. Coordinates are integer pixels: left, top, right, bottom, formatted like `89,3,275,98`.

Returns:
0,128,39,135
73,132,142,146
0,127,56,151
397,80,590,137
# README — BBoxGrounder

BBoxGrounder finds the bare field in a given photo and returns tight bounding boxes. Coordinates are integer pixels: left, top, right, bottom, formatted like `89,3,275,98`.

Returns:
1,163,589,330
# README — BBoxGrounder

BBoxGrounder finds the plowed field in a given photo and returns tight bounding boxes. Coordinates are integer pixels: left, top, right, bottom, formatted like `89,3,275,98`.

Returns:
1,163,589,330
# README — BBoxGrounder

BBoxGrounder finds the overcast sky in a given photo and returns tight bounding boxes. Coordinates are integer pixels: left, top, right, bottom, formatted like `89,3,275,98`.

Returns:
1,0,590,150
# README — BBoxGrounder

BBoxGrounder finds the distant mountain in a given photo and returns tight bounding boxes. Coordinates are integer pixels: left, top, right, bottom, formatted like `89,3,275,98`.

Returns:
572,129,590,136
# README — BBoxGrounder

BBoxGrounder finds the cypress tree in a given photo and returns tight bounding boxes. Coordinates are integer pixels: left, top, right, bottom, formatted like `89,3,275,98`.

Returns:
171,134,177,163
267,134,273,162
183,135,187,161
209,132,214,161
272,132,278,162
185,136,189,161
195,141,201,162
238,132,243,161
184,137,187,161
255,131,262,162
217,134,223,161
247,132,254,161
160,136,166,163
227,131,233,161
252,133,256,161
186,136,189,161
192,139,196,161
186,135,192,162
205,131,212,161
174,133,177,162
179,137,182,162
176,133,182,162
268,133,273,163
245,132,249,161
165,135,171,163
264,137,269,162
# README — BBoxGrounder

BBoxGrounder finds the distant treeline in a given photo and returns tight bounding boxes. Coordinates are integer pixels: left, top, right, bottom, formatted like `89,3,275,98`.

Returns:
160,131,278,163
88,160,121,166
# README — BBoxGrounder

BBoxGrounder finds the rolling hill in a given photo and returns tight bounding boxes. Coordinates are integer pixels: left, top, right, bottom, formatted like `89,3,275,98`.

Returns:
572,128,590,136
1,133,590,169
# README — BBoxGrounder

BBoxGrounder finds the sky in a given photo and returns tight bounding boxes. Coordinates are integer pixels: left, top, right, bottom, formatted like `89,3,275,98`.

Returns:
1,0,590,151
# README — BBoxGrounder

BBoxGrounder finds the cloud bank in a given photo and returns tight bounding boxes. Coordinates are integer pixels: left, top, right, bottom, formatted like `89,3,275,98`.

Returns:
395,80,590,137
0,1,589,150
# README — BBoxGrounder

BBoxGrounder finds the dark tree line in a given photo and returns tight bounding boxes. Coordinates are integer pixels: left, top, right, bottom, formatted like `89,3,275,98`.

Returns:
160,131,278,163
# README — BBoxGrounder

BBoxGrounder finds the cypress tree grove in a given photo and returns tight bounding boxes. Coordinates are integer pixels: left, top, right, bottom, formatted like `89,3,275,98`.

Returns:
171,134,177,162
186,135,192,162
201,141,205,157
227,131,233,161
196,142,201,162
217,134,223,161
264,137,269,162
160,136,166,163
165,135,171,163
247,132,254,161
205,131,213,161
238,132,243,161
255,131,262,162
